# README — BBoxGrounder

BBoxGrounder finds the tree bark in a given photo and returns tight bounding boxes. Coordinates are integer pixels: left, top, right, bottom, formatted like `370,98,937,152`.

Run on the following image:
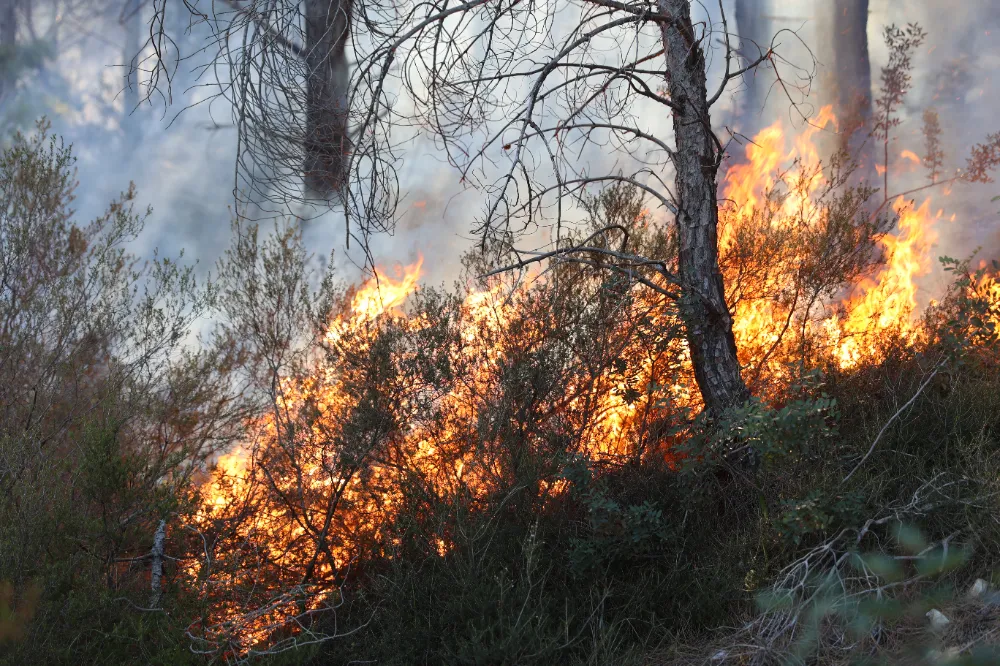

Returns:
659,0,751,415
832,0,873,166
304,0,353,199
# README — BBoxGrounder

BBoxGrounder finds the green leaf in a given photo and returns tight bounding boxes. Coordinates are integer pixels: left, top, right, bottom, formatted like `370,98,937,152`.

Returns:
894,523,927,555
856,553,904,582
915,546,970,577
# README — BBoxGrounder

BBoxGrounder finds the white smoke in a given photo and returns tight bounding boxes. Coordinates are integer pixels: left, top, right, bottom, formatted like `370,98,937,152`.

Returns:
19,0,999,295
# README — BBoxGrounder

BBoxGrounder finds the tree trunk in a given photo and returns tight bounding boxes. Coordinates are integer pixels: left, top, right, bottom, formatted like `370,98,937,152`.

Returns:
0,0,16,111
659,0,751,415
304,0,353,199
123,0,141,150
832,0,873,167
733,0,769,132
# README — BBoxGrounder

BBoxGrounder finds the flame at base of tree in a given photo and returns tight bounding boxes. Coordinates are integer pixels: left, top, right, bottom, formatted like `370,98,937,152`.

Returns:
183,107,1000,655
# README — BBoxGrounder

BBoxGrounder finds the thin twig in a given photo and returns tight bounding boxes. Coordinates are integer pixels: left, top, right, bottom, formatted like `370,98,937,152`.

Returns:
843,360,945,482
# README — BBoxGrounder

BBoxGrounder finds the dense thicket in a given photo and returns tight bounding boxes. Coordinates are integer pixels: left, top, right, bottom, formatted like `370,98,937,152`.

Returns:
0,123,246,663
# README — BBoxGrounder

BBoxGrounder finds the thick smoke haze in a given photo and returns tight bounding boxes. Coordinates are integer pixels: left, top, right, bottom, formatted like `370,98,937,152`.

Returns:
22,0,1000,295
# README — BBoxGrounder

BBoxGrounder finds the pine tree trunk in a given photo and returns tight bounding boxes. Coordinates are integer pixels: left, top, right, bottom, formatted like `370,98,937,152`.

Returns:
304,0,353,199
733,0,769,131
658,0,751,415
833,0,872,166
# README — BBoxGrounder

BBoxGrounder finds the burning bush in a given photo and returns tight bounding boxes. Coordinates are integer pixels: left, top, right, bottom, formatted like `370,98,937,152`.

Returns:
160,82,1000,662
4,21,1000,666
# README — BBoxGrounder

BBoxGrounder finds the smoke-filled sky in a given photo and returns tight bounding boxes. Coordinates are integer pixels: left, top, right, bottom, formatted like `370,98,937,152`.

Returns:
29,0,1000,295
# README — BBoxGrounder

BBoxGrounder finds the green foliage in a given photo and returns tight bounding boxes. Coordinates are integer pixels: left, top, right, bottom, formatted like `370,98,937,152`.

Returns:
709,393,839,468
776,489,865,546
752,524,988,665
0,122,242,664
335,479,738,666
560,457,674,575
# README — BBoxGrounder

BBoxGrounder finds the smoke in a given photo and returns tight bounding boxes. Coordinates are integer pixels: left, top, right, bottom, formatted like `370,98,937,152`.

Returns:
730,0,1000,301
27,7,239,275
16,0,998,301
903,0,1000,263
860,0,1000,293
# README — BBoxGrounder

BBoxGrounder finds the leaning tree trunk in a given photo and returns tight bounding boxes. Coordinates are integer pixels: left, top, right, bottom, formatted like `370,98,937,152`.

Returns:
0,0,16,111
659,0,751,415
304,0,353,199
832,0,873,168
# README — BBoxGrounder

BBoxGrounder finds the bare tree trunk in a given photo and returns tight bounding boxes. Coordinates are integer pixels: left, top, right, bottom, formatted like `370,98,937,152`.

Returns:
304,0,353,199
123,0,141,149
733,0,769,132
659,0,751,415
0,0,16,111
833,0,873,166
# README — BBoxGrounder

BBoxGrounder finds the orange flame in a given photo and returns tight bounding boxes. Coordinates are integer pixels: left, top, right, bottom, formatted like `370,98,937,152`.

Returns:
720,105,946,375
354,257,423,317
723,106,838,225
189,103,998,654
830,198,939,368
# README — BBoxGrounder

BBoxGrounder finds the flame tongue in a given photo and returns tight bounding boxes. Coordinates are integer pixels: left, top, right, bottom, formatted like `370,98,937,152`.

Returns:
720,105,944,372
723,105,838,227
325,256,425,347
834,198,939,366
352,256,424,319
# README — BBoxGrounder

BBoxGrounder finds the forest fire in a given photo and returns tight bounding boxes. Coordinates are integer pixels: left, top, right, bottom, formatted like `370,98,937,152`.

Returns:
186,107,995,654
830,197,939,367
13,1,1000,662
719,106,946,375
